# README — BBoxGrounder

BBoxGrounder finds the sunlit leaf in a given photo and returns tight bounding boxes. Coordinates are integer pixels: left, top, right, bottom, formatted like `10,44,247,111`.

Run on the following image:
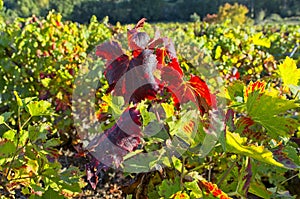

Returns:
127,18,150,50
171,191,190,199
19,130,29,146
250,32,271,48
2,130,16,141
244,80,266,101
246,91,299,137
187,74,214,109
41,77,51,87
170,109,198,147
215,45,222,59
226,132,287,168
14,91,23,107
26,100,53,116
277,56,300,88
161,103,175,119
96,41,124,65
197,179,232,198
185,180,203,198
27,158,39,175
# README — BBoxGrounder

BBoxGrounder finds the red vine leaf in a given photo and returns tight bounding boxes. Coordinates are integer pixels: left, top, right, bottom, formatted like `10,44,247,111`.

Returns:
127,19,150,51
104,54,130,92
134,18,147,29
96,41,124,66
86,107,142,180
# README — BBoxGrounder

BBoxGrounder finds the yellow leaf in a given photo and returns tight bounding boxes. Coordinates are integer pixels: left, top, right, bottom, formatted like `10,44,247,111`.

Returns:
278,56,300,87
226,132,284,168
250,32,271,48
161,103,174,118
56,91,63,100
215,45,222,59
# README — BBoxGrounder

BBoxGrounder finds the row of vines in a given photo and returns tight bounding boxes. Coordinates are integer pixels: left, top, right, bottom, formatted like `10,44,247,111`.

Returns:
0,7,300,199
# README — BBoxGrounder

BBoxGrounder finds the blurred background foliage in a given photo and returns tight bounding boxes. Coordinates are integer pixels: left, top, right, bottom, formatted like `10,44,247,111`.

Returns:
1,0,300,24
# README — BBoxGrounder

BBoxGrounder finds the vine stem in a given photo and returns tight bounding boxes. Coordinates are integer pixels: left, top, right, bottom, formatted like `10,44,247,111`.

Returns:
5,107,23,179
3,122,13,131
217,159,237,186
21,116,32,129
208,156,212,182
293,90,299,99
180,157,186,187
280,173,299,185
18,106,21,131
153,104,161,123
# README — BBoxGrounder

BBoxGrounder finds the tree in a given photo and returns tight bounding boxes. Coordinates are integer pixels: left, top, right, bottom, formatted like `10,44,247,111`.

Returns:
217,3,249,25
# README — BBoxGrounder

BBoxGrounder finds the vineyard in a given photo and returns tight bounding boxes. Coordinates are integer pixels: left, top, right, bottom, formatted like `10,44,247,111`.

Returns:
0,2,300,199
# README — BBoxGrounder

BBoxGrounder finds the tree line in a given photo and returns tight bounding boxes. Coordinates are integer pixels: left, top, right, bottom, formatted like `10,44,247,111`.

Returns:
2,0,300,24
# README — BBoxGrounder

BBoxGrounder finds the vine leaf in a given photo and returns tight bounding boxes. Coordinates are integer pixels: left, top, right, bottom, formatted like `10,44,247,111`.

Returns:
271,145,299,169
187,74,215,111
158,176,181,198
0,139,16,157
105,54,130,92
95,41,124,66
226,132,292,168
277,56,300,88
169,109,199,147
246,91,299,137
127,18,150,50
249,180,271,199
26,100,53,116
85,107,142,189
249,32,271,48
0,112,12,125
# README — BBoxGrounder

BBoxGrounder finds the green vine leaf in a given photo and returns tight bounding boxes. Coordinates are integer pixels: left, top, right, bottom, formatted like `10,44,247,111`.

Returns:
102,94,125,117
249,180,271,199
185,180,203,199
0,112,12,125
42,187,64,199
158,176,181,198
0,139,16,157
246,91,299,137
26,100,53,116
2,130,16,141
